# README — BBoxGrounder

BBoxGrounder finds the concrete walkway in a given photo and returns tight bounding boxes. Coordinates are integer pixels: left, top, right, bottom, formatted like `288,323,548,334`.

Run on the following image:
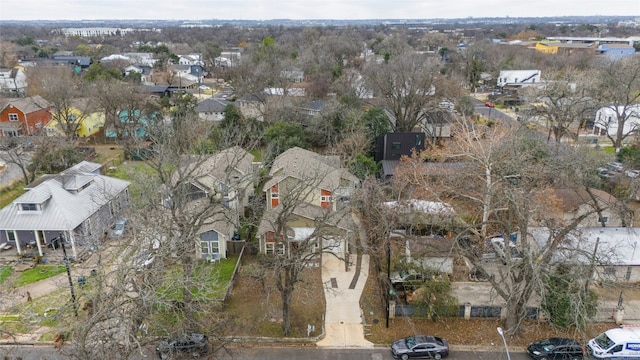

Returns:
316,254,374,348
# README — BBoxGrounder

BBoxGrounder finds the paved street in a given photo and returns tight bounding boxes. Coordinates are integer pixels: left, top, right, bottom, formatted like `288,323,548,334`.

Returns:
0,345,531,360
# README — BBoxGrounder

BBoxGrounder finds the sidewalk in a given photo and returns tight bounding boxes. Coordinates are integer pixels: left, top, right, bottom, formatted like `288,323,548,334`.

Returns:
316,254,374,348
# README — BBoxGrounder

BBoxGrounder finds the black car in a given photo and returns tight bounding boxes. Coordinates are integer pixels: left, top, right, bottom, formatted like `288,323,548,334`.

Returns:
527,337,584,360
391,335,449,359
156,333,209,359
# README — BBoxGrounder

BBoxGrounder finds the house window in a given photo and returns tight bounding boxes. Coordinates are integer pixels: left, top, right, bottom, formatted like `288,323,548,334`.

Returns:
200,230,220,255
598,216,609,224
265,242,285,255
9,113,18,121
391,142,401,150
415,135,422,146
6,230,16,242
321,195,332,202
20,203,38,211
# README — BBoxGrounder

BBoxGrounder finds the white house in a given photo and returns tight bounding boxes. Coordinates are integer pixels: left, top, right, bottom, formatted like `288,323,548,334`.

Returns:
0,161,130,258
497,70,541,88
178,54,204,66
0,68,27,94
593,104,640,137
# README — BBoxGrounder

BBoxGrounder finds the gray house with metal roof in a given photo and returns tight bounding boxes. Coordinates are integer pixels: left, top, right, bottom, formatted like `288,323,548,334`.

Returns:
0,161,130,258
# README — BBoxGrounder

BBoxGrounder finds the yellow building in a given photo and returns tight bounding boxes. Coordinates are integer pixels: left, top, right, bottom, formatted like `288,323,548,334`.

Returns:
46,105,105,138
535,42,559,54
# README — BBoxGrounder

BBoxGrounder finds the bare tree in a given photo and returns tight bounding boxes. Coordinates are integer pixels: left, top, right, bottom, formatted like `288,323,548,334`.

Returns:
523,69,595,145
26,66,89,140
393,117,606,335
593,57,640,152
257,151,358,336
363,51,443,132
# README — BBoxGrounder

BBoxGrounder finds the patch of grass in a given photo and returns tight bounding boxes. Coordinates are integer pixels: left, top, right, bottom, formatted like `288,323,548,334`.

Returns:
13,265,67,287
0,266,12,285
224,255,325,338
0,180,27,208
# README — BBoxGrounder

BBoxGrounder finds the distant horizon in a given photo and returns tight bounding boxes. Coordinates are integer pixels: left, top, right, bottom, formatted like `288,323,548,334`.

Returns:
3,0,639,22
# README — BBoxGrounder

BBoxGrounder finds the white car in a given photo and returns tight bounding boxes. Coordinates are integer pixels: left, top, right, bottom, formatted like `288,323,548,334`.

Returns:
490,237,523,261
607,162,624,172
134,252,155,271
625,169,639,178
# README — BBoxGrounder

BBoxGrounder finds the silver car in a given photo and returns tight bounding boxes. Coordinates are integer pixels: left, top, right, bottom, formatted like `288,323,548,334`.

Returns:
391,335,449,359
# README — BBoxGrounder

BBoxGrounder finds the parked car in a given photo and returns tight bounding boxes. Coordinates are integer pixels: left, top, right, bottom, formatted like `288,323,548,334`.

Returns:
597,167,612,178
625,169,640,178
109,218,129,239
134,252,155,272
490,237,523,262
156,333,208,359
527,337,585,360
391,335,449,359
606,162,624,172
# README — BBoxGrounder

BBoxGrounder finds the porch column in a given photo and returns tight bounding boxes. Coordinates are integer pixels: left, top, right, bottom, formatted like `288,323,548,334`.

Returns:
66,231,78,259
12,230,22,255
34,231,44,257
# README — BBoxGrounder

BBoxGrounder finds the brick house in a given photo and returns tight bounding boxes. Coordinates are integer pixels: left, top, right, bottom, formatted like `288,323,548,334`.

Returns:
0,96,52,137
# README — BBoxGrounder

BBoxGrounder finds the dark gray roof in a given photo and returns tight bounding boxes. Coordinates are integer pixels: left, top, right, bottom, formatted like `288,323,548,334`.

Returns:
196,98,229,113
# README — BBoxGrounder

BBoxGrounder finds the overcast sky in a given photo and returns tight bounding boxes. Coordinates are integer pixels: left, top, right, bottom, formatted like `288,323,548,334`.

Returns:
4,0,639,21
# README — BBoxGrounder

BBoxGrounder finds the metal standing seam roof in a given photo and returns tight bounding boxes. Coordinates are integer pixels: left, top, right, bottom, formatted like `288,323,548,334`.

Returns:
529,227,640,266
0,172,130,232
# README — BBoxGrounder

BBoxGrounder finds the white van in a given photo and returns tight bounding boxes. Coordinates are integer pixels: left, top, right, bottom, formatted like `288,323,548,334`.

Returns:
587,327,640,359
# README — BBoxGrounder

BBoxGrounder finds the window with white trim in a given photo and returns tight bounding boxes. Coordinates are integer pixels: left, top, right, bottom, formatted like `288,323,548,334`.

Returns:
9,113,18,121
200,230,220,255
265,242,285,255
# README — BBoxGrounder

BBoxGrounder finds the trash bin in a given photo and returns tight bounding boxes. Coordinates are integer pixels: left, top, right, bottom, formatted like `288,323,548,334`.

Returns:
77,276,86,287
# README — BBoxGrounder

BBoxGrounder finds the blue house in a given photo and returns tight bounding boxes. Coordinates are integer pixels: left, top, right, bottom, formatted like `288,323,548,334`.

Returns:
105,110,158,139
596,44,636,59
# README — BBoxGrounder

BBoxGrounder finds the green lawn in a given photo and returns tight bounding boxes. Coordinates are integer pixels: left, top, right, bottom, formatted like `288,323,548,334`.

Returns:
13,265,67,287
0,266,12,285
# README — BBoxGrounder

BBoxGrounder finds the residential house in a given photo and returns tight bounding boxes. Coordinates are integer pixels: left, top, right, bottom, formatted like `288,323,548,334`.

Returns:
45,99,105,138
258,147,360,255
169,64,205,87
0,67,27,94
105,109,157,139
0,96,51,137
375,132,426,162
592,104,640,137
236,93,267,121
596,44,637,59
497,70,541,88
0,161,130,258
298,99,326,117
101,53,157,67
196,98,229,122
124,65,153,84
52,56,92,70
178,54,204,66
384,199,461,237
529,227,640,282
420,110,453,142
280,67,304,83
215,50,242,68
174,146,256,260
545,188,632,227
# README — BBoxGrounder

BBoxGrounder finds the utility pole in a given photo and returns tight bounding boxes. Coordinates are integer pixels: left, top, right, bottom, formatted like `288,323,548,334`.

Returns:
56,233,78,316
386,240,391,328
